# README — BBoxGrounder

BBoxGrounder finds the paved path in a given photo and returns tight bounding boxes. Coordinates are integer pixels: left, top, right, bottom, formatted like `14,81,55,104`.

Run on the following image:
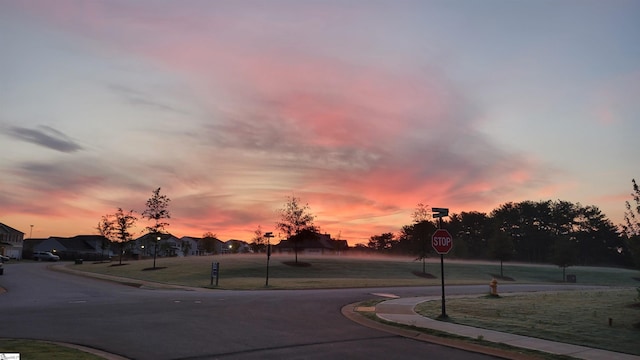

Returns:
371,295,640,360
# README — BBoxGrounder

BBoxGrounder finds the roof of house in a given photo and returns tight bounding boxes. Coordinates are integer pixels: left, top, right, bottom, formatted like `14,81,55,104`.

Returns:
51,236,106,251
24,236,108,252
0,223,25,235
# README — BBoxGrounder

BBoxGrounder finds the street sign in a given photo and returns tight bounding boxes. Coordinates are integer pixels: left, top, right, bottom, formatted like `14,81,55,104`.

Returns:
432,207,449,218
432,229,453,254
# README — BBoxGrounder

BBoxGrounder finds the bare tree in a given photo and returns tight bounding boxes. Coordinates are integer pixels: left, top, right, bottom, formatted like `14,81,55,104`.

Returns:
276,196,315,264
412,203,430,223
100,208,137,265
251,225,266,253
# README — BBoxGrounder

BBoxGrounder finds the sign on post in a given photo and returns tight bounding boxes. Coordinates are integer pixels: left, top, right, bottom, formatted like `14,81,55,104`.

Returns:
432,229,453,254
211,262,220,286
432,207,449,218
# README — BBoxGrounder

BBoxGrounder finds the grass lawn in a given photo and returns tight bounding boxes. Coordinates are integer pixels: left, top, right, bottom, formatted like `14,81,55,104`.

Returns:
63,254,640,290
0,339,105,360
415,289,640,355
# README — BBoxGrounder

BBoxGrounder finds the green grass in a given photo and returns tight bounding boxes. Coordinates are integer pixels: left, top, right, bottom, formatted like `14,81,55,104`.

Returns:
415,289,640,355
63,254,640,290
0,339,104,359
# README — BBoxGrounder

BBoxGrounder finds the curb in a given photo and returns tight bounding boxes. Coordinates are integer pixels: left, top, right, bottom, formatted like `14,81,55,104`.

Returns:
341,302,542,360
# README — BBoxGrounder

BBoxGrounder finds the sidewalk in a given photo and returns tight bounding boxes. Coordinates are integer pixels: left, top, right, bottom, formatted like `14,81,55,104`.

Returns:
371,296,640,360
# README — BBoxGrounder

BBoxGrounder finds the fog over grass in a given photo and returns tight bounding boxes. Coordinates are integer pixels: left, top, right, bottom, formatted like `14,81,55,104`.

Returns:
64,254,640,290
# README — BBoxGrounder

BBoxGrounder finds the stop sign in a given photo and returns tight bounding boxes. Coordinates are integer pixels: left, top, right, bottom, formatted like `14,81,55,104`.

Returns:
432,229,453,254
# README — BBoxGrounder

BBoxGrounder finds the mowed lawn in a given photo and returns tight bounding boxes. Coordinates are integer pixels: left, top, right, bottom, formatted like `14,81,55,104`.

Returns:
416,289,640,355
63,253,640,290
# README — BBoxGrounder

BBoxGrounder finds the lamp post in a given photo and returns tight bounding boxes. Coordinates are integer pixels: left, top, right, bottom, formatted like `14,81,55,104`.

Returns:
29,225,33,239
153,235,160,269
264,232,274,287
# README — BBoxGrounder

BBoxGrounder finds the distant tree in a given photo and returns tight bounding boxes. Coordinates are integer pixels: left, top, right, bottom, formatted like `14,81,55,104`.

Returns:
276,196,316,264
399,220,436,273
622,179,640,268
142,187,171,234
96,217,114,262
251,225,266,253
200,232,219,254
101,208,137,265
488,229,514,278
367,233,397,252
552,237,577,282
573,205,626,266
412,203,430,223
142,187,171,269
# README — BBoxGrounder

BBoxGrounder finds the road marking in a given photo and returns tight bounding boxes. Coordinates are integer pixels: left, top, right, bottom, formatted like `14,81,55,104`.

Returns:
371,293,399,298
68,300,87,303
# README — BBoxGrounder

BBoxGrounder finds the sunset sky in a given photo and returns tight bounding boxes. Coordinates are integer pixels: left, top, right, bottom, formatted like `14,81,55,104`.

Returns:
1,0,638,245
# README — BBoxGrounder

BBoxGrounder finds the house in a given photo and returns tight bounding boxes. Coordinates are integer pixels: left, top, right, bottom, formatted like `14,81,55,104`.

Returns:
223,239,251,254
179,237,200,256
190,236,225,255
275,232,348,255
22,235,112,261
0,223,25,259
133,233,183,257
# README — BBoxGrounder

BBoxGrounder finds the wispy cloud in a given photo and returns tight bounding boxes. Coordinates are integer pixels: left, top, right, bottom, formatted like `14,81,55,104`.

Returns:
107,83,188,115
4,125,83,153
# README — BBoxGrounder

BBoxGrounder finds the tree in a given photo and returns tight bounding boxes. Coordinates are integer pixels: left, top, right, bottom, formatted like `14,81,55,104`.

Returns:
200,232,219,254
398,220,436,273
450,211,490,259
251,225,267,253
276,196,316,264
412,203,430,223
552,237,577,282
622,179,640,268
100,208,137,265
142,187,171,269
488,229,514,278
367,233,397,252
96,217,114,262
142,187,171,234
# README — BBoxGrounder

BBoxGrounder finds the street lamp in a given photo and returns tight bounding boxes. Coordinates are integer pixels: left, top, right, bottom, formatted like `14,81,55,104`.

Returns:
264,232,274,287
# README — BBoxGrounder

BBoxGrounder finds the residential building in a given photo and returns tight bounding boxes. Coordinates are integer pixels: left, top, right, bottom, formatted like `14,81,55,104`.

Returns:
0,223,24,259
22,235,112,260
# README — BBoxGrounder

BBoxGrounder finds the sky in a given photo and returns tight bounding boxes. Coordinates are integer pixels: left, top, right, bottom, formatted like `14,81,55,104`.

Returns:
1,0,638,245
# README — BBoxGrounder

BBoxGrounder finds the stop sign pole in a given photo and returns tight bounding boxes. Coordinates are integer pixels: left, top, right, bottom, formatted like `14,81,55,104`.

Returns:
432,208,452,319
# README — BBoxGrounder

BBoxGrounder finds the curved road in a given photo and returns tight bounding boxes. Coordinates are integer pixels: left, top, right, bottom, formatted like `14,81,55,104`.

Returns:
0,262,585,360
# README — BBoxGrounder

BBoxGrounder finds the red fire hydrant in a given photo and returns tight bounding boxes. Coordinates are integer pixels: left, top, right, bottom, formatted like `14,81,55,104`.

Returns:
490,278,498,296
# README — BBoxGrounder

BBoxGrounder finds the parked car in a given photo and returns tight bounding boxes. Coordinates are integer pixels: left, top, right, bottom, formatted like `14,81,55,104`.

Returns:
33,251,60,261
0,255,9,262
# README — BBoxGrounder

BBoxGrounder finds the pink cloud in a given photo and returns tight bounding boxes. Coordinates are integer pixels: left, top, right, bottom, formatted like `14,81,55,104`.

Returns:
2,1,560,244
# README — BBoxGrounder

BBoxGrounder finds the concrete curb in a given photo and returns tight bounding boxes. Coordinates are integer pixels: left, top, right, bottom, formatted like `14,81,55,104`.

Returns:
344,296,640,360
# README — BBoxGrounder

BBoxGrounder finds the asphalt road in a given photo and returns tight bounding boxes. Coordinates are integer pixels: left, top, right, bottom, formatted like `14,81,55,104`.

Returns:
0,262,584,360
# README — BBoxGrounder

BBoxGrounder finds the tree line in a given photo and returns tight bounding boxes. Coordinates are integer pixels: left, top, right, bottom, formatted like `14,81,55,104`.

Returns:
362,180,640,270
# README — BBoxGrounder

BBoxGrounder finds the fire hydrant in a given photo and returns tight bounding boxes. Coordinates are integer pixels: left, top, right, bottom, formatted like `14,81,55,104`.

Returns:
489,278,498,296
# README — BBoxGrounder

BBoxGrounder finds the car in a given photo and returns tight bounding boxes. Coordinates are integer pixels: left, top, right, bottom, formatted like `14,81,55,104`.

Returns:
33,251,60,261
0,255,9,262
